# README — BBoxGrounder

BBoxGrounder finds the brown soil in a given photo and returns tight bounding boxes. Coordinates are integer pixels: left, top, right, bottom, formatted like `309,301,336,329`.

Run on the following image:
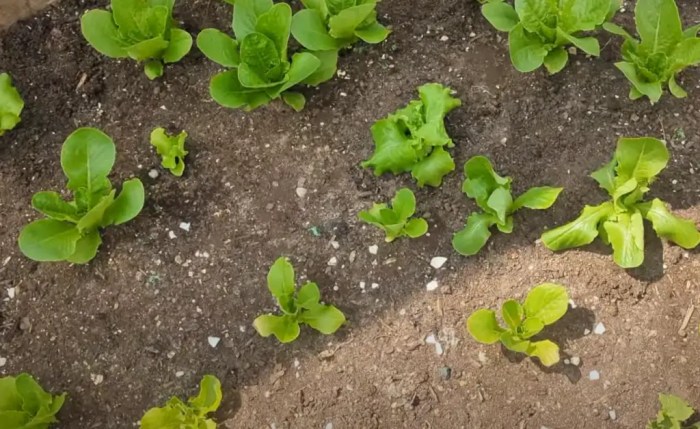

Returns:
1,1,699,428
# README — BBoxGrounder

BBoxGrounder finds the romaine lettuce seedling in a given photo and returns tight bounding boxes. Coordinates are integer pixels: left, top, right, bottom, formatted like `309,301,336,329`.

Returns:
140,375,221,429
481,0,619,73
452,156,562,256
254,257,346,343
197,0,334,111
542,137,700,268
362,83,461,187
358,187,428,242
18,128,145,264
0,373,66,428
150,127,188,177
647,394,700,429
604,0,700,103
81,0,193,80
467,283,569,367
0,72,24,136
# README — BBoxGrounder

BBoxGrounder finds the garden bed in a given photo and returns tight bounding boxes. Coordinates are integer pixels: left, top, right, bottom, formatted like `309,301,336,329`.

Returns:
1,0,699,427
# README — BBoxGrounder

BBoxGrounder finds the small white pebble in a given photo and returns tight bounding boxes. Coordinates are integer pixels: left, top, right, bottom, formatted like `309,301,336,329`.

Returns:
168,230,177,239
594,322,606,335
239,325,246,333
430,256,447,269
570,356,581,366
325,423,333,429
564,358,570,365
568,299,577,309
368,245,378,255
0,357,6,367
371,283,379,289
426,279,439,291
208,336,221,348
589,370,600,381
175,371,185,378
609,410,617,421
7,288,15,299
584,328,591,335
148,169,159,179
359,281,366,290
327,257,338,267
90,374,104,385
179,222,191,232
439,35,449,42
296,187,307,198
330,240,340,249
167,351,176,359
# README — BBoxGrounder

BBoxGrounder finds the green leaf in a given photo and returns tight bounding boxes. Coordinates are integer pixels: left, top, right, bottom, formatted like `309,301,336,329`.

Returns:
416,82,461,143
196,29,240,67
528,339,560,366
253,314,300,343
61,127,115,207
302,50,338,86
276,51,322,93
590,158,617,195
300,304,346,334
462,156,511,209
326,0,355,15
501,300,523,329
150,127,188,176
281,91,306,111
127,37,170,61
508,23,548,72
403,218,428,238
515,0,556,35
481,1,519,32
210,70,272,110
232,0,274,40
103,179,145,226
640,199,700,249
0,73,24,135
255,2,292,59
0,376,22,411
31,191,79,223
410,146,455,187
614,137,668,184
77,190,116,232
486,187,513,224
391,188,416,219
543,47,569,74
19,219,82,262
557,0,612,32
291,9,342,51
188,375,222,415
362,118,420,175
80,10,128,58
658,394,695,422
267,257,295,300
140,402,187,429
615,61,663,103
239,32,282,78
558,29,600,56
162,28,192,63
466,309,505,344
512,187,562,211
519,317,545,338
499,331,531,353
66,231,102,264
604,210,645,268
144,60,164,80
603,22,634,41
296,282,321,309
522,283,569,325
668,75,687,98
541,202,614,250
328,3,375,39
635,0,682,54
452,212,496,256
12,373,65,425
355,21,390,44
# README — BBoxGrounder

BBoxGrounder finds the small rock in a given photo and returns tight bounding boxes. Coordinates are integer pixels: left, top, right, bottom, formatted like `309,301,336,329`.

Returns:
7,288,15,299
327,257,338,267
478,351,488,364
167,351,176,359
584,328,591,335
368,245,378,255
426,279,439,291
175,371,185,378
589,370,600,381
425,334,443,355
324,423,333,429
90,374,104,385
570,356,581,366
179,222,191,232
439,35,449,42
208,336,221,348
438,366,452,380
594,322,606,335
609,410,617,421
348,250,356,263
0,357,6,367
168,230,177,239
296,187,307,198
371,283,379,289
19,317,31,331
359,281,366,290
430,257,447,269
148,169,159,179
330,240,340,249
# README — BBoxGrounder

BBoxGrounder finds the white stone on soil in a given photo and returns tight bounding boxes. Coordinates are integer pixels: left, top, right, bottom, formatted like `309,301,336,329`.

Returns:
295,187,307,198
594,322,606,335
148,169,159,179
368,245,378,255
426,279,439,291
425,334,444,355
7,288,15,299
208,336,221,348
570,356,581,366
179,222,191,232
168,230,177,239
0,357,6,367
327,257,338,267
589,370,600,381
430,257,447,269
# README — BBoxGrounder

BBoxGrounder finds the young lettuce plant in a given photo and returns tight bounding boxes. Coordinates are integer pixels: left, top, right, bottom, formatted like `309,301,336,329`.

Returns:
18,128,145,264
467,283,569,367
0,72,24,136
0,373,66,428
197,0,333,111
452,156,562,256
140,375,221,429
362,83,461,187
81,0,193,79
648,394,700,429
150,127,188,177
254,257,346,343
542,137,700,268
481,0,620,73
604,0,700,103
358,188,428,242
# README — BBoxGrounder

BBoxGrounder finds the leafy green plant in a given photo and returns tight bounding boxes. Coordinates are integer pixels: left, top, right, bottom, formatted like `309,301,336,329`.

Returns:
466,283,569,367
81,0,193,79
542,137,700,268
254,257,346,343
648,394,699,429
0,373,66,429
18,128,145,264
452,156,562,256
480,0,619,73
0,72,24,136
197,0,334,111
140,375,221,429
362,83,461,187
604,0,700,103
358,188,428,242
150,127,188,176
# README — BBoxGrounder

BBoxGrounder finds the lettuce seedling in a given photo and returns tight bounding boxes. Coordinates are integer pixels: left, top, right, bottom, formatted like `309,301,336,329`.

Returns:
604,0,700,103
0,72,24,136
467,283,569,367
0,373,66,428
18,128,145,264
358,188,428,242
291,0,390,52
140,375,221,429
150,127,188,177
481,0,619,73
648,394,700,429
81,0,193,80
197,0,334,111
254,257,346,343
542,137,700,268
362,83,461,187
453,156,562,256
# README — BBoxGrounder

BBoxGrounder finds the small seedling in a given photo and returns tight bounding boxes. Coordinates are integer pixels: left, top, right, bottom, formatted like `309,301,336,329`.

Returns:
358,188,428,242
254,257,345,343
542,137,699,268
140,375,221,429
81,0,192,79
467,283,569,367
150,127,188,176
480,0,619,73
18,128,145,263
0,72,24,136
452,156,562,256
647,394,700,429
362,83,461,187
0,373,66,428
604,0,700,103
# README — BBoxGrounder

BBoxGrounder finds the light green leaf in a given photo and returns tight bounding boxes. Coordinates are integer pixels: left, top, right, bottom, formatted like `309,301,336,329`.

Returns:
255,2,292,59
328,3,375,39
66,231,102,264
500,331,531,353
615,61,663,103
508,23,548,72
410,146,455,187
590,158,617,195
300,304,346,334
31,191,79,223
416,82,461,140
103,179,145,226
127,37,169,61
162,28,192,63
541,202,614,250
302,50,338,86
239,32,282,78
512,187,562,211
668,75,687,98
452,212,496,256
210,70,271,110
139,403,187,429
604,210,645,268
297,282,321,309
635,0,682,54
281,91,306,111
614,137,668,184
558,29,600,56
403,218,428,238
276,52,321,93
520,317,545,338
528,339,560,366
355,21,390,44
61,127,115,205
150,127,188,176
462,156,511,209
543,47,569,74
144,60,164,80
658,394,695,422
196,29,240,67
481,1,519,32
267,257,296,299
326,0,355,15
77,190,116,233
232,0,274,40
486,187,513,224
522,283,569,325
188,375,222,415
253,314,300,343
363,118,420,175
466,309,504,344
514,0,556,35
14,373,65,424
19,219,82,262
80,10,128,58
603,22,634,41
558,0,612,32
291,9,342,51
671,38,700,69
391,188,416,219
640,199,700,249
0,73,24,135
501,300,523,329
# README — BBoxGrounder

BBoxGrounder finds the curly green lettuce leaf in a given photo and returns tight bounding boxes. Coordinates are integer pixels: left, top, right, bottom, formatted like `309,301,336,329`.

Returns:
0,373,66,429
150,127,188,176
358,188,428,241
0,73,24,136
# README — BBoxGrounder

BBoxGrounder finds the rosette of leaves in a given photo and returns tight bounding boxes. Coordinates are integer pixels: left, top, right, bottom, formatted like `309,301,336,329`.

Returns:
361,83,461,187
140,375,222,429
197,0,335,111
358,188,428,242
81,0,193,80
647,394,700,429
0,373,66,429
542,137,700,269
254,257,346,343
467,283,569,367
452,156,562,256
604,0,700,103
0,72,24,136
480,0,620,73
18,128,145,264
150,127,188,176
